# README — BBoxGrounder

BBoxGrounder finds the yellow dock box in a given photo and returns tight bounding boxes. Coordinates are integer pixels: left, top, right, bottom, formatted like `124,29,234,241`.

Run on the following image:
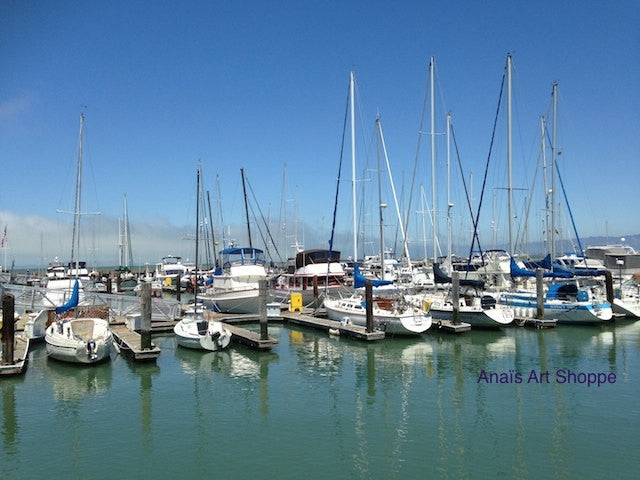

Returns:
289,293,303,312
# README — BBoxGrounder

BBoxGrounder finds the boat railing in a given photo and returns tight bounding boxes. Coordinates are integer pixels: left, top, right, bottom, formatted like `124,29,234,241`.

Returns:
1,284,181,322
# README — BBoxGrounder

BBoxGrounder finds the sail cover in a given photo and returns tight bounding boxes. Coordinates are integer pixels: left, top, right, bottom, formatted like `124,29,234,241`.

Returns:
55,279,80,314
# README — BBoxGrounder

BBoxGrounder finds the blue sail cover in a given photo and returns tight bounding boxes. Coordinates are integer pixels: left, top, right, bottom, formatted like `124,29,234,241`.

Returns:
55,279,80,314
433,263,485,289
523,254,552,270
510,258,573,279
353,263,393,289
551,262,605,277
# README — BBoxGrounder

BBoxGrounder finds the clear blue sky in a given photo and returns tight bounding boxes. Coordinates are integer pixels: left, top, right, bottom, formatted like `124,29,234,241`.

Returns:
1,1,638,268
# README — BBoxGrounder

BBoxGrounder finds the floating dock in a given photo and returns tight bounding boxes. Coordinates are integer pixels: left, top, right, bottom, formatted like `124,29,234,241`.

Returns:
111,324,161,361
432,319,472,333
0,334,29,376
280,310,385,340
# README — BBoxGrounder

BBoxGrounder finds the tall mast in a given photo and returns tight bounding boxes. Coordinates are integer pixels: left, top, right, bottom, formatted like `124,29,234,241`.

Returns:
206,190,218,268
541,116,551,254
446,112,453,271
350,71,358,263
70,113,84,276
507,54,514,257
430,56,437,263
240,168,252,248
195,166,201,306
551,83,558,262
376,116,385,279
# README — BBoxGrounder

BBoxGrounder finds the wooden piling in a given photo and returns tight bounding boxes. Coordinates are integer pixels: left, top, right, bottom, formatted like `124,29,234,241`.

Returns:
175,275,181,302
106,276,112,294
365,279,374,333
2,293,15,364
259,279,268,340
605,270,614,304
536,268,544,320
451,271,460,325
140,282,152,350
313,276,319,311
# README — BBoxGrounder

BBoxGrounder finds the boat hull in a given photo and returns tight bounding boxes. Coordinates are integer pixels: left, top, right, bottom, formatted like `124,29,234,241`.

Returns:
324,298,431,335
499,293,613,324
45,318,113,364
430,305,514,329
201,289,261,314
174,318,232,351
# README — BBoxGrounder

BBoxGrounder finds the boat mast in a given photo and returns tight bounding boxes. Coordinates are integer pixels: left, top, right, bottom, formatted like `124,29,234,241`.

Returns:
551,83,558,262
507,54,514,257
350,71,358,263
240,168,252,248
376,116,386,279
195,166,201,306
377,116,412,269
446,112,453,272
430,56,437,263
541,116,551,254
70,113,84,277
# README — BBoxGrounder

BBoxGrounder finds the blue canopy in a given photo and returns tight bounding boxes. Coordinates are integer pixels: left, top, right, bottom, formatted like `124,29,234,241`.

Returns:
55,279,80,314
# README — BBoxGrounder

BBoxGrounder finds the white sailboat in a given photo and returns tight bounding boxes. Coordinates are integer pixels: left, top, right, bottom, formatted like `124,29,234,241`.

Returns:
44,115,113,363
174,166,232,351
324,294,431,335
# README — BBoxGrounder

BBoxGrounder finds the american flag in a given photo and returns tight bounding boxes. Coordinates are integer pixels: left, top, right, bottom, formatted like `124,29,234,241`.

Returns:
0,225,6,247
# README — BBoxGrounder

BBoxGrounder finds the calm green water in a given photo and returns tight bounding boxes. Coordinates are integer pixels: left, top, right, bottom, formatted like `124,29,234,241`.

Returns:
2,320,639,479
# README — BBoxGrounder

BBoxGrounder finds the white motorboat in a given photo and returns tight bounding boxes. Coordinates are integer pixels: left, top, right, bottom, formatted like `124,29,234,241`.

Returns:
323,294,432,335
173,314,232,351
269,249,351,307
201,247,267,314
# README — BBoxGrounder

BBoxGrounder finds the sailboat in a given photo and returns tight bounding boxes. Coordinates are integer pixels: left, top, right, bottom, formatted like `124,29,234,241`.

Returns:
174,166,232,351
322,73,431,336
45,279,113,363
491,59,612,324
45,114,114,363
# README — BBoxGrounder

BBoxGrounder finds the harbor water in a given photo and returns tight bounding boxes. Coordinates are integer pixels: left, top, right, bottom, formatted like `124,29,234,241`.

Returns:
2,320,639,479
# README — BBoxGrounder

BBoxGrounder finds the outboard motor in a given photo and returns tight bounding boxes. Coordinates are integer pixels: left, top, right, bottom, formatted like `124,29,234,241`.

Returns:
86,339,97,360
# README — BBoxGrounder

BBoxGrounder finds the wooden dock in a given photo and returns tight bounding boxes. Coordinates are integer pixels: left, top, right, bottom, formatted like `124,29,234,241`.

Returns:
432,319,472,333
517,318,557,328
111,325,161,361
0,334,29,376
280,311,385,340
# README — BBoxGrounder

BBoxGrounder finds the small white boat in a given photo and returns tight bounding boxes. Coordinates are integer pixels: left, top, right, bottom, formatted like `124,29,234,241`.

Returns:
174,166,232,352
45,317,113,364
323,295,432,335
173,315,232,351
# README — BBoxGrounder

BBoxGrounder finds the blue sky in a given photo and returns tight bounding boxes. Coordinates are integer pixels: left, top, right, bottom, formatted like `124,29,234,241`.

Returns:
1,1,638,268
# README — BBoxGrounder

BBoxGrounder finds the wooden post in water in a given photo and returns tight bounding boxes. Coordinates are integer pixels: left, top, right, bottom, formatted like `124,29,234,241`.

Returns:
116,272,121,292
365,279,374,333
604,270,614,305
1,294,15,365
536,268,544,320
259,279,268,340
106,276,112,294
451,271,460,325
312,276,319,311
140,282,152,350
175,275,181,302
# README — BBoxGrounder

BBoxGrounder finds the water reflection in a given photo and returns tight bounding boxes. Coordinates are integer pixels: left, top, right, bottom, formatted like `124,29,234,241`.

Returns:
46,357,113,403
125,361,160,451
